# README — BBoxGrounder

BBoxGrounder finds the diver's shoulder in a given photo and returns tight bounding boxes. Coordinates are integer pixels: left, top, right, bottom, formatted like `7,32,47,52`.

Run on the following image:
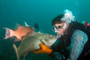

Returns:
73,29,87,35
72,29,88,39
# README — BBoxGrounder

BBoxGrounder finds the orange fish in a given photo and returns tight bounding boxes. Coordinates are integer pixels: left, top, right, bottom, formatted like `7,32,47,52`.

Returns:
4,24,35,41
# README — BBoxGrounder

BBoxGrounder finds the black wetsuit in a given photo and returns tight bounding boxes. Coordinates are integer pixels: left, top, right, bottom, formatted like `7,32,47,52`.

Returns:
50,21,90,60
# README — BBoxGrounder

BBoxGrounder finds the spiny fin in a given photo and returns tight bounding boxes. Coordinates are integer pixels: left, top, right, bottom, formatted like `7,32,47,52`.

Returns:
13,44,20,60
15,23,22,30
24,22,30,27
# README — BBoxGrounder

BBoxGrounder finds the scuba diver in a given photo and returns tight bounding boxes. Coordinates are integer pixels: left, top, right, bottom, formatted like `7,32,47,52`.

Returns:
33,10,90,60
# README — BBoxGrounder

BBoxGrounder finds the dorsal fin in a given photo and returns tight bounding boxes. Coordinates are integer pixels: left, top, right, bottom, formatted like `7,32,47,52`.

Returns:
24,22,30,27
15,23,22,30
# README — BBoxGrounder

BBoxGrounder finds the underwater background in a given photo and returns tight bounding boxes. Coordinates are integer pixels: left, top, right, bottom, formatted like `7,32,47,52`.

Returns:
0,0,90,60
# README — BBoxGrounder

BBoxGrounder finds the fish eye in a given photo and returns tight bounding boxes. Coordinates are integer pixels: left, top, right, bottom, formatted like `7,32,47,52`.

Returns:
49,35,52,37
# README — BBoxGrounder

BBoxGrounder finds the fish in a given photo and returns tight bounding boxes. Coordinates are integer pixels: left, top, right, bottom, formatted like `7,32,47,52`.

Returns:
34,23,43,33
34,23,40,31
13,32,57,60
4,24,35,41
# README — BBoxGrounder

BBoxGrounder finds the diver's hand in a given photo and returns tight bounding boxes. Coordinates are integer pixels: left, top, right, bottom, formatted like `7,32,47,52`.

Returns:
33,43,52,54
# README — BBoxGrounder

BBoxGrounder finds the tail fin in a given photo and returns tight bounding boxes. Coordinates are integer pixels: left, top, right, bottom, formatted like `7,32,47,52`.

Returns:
13,44,20,60
4,28,15,39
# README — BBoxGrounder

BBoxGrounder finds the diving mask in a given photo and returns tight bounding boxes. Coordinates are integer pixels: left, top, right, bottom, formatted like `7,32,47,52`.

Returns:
53,23,67,32
53,25,62,32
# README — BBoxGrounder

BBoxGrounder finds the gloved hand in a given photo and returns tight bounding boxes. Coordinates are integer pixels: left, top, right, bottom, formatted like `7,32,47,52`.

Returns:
33,43,52,54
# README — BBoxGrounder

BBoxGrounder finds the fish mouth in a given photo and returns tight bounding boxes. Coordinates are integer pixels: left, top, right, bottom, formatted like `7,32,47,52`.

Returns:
40,36,58,47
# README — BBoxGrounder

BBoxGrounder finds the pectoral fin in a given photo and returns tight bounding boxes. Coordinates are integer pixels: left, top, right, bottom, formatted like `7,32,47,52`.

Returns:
13,44,20,60
40,38,46,45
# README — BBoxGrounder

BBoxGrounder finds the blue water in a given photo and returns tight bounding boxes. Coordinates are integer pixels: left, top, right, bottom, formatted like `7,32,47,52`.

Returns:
0,0,90,60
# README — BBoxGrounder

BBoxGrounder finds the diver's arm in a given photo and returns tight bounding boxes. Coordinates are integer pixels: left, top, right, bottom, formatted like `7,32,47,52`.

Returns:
68,30,88,60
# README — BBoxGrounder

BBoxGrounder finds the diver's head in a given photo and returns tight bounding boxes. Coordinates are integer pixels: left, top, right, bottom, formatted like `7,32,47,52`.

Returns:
52,14,69,35
52,9,75,35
